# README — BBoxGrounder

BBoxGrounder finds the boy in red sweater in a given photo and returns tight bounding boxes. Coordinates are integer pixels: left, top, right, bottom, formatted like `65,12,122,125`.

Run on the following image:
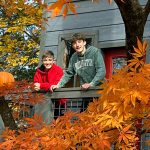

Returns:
33,50,66,123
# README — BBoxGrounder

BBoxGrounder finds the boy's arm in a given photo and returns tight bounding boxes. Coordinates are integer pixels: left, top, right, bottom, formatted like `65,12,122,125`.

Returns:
57,58,75,88
40,68,64,91
34,70,51,91
51,57,75,91
39,83,52,91
90,49,106,86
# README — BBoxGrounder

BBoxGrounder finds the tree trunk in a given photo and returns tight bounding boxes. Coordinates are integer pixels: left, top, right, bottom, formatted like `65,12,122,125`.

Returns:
114,1,150,149
0,96,17,130
114,0,147,60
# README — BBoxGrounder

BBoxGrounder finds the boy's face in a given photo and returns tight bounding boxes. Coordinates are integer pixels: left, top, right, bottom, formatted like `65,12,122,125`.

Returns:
72,40,86,54
42,57,54,69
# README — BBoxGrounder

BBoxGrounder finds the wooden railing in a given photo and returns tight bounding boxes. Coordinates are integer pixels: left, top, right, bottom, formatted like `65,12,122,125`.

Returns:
47,86,101,99
0,87,101,130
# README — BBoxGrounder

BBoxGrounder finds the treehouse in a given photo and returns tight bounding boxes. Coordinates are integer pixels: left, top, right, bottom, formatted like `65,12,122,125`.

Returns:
41,0,150,80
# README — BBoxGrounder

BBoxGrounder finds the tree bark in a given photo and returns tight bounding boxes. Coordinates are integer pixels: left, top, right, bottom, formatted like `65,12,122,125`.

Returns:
113,1,150,149
114,0,149,60
0,96,17,130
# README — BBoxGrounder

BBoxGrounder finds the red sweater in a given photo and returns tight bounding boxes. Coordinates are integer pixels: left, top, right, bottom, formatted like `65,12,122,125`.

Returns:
34,64,63,91
34,64,67,104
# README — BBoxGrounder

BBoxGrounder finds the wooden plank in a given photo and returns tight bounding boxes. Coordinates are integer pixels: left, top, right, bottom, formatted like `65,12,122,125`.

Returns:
46,0,148,15
46,9,123,32
43,21,150,46
44,24,125,46
50,87,101,99
46,1,118,17
8,87,101,99
45,7,150,32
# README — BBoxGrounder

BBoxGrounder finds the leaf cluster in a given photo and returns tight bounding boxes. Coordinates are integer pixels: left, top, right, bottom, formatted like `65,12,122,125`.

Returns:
0,0,46,80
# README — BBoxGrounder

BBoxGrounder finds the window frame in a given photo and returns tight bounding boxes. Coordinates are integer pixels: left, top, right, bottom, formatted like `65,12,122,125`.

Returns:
57,31,99,69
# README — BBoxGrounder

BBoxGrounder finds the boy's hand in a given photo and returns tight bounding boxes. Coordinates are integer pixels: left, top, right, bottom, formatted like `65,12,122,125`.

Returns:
34,83,40,91
81,83,92,90
50,85,59,92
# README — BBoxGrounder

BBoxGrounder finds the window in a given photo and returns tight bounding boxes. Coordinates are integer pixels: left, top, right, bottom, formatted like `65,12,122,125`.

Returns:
57,31,98,87
103,47,127,79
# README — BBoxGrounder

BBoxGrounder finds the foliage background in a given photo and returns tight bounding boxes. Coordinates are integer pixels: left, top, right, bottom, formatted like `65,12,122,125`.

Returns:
0,0,46,81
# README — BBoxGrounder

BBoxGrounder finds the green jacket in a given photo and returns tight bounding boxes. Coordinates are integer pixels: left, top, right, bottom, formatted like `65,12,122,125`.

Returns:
58,46,106,87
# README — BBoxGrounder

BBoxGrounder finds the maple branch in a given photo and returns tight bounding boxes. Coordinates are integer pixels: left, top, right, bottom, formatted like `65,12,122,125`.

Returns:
104,127,117,132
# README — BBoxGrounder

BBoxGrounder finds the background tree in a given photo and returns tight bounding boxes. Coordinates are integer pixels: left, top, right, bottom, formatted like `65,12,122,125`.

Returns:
0,0,46,81
114,0,150,60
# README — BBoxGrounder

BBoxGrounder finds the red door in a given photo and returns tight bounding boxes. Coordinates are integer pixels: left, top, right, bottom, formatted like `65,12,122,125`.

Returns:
104,47,127,79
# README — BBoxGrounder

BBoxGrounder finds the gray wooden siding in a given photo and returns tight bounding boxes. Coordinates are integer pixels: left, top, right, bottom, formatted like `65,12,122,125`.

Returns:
43,21,150,46
41,0,150,59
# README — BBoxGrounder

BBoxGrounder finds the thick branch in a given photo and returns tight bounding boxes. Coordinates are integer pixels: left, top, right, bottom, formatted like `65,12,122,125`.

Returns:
0,96,17,130
144,0,150,21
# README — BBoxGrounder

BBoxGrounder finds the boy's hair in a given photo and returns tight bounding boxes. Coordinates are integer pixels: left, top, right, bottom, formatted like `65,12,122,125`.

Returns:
42,50,54,59
71,33,86,44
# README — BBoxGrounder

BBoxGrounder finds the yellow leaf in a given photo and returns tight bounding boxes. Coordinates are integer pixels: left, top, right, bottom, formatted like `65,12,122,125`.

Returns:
105,118,112,127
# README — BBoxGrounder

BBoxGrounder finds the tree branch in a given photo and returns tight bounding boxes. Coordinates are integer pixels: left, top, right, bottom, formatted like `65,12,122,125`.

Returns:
143,0,150,21
24,30,40,44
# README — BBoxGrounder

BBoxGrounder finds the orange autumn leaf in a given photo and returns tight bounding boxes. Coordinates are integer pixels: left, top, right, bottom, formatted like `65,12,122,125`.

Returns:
67,2,77,14
25,113,44,128
47,0,65,11
47,0,64,18
62,5,68,18
128,38,148,71
137,37,144,53
122,124,132,133
118,124,138,146
118,125,131,143
143,40,148,52
47,0,76,18
131,38,147,58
